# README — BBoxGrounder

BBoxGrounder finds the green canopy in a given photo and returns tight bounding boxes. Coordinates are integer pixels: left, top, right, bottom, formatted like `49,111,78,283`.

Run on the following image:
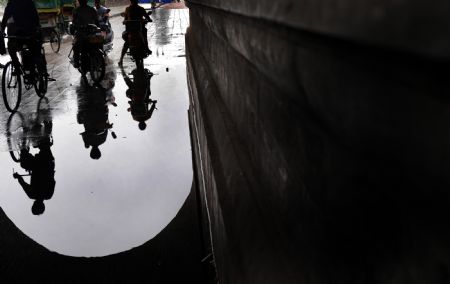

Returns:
60,0,75,7
34,0,60,10
87,0,106,6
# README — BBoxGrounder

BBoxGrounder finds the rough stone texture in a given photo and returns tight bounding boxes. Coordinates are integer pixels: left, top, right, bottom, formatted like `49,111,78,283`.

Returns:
187,0,450,59
186,1,450,283
0,188,206,282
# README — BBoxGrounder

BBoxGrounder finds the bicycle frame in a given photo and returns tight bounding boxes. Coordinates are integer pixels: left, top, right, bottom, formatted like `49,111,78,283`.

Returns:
4,35,43,85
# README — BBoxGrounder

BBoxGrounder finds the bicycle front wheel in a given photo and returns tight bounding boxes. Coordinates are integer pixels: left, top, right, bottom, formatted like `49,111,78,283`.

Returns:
2,61,22,112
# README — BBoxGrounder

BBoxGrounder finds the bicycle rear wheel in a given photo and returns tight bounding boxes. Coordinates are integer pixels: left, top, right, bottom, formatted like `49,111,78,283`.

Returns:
2,61,22,112
34,48,49,97
34,67,48,98
50,29,61,53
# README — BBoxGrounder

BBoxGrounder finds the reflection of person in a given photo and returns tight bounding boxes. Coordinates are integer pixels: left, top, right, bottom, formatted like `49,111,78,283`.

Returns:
13,138,55,216
121,67,156,130
77,85,114,159
118,0,152,66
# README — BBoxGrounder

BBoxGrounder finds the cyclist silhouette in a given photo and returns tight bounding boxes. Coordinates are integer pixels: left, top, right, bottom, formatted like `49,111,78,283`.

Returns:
0,0,44,73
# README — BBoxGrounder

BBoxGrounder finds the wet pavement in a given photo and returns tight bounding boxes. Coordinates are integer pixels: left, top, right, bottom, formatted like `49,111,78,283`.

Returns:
0,6,195,261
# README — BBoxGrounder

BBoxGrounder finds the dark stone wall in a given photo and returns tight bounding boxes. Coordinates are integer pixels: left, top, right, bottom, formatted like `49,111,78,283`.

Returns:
186,1,450,283
186,0,450,59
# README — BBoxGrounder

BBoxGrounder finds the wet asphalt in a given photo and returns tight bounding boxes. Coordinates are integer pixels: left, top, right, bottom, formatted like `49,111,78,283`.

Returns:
0,8,194,258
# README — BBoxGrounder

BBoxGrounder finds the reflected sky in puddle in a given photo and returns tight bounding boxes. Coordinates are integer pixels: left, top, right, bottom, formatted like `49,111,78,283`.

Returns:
0,8,191,257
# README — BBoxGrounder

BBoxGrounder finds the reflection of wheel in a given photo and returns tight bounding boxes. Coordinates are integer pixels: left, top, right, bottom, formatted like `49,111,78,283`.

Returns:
2,61,22,112
9,150,21,162
50,29,61,53
6,112,25,162
37,97,51,120
37,97,50,112
89,49,105,83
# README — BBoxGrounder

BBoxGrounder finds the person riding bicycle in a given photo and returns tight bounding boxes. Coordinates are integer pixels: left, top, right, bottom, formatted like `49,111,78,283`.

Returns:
118,0,152,66
94,0,113,44
72,0,99,68
0,0,46,77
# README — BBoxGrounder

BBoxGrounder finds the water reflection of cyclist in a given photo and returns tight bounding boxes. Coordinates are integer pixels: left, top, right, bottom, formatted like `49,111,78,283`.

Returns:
77,85,115,159
0,0,46,74
121,67,157,130
13,123,55,216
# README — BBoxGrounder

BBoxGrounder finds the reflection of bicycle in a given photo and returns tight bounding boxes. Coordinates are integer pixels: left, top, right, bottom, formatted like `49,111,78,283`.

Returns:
121,67,157,130
1,35,49,112
6,98,53,162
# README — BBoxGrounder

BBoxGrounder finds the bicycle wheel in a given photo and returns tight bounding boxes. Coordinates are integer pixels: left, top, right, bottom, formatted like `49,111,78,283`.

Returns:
50,29,61,53
2,61,22,112
34,66,48,98
89,49,105,84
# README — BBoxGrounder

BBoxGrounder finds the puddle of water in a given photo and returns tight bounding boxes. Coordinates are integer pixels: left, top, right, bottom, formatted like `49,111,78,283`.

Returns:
0,8,192,257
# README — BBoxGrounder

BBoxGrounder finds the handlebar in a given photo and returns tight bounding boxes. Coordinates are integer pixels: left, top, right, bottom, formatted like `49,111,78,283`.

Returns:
71,23,101,34
73,24,100,29
123,20,150,23
1,35,38,40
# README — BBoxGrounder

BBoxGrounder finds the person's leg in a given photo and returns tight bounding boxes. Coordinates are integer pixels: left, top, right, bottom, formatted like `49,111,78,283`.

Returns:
118,41,129,65
31,40,47,74
141,27,151,55
7,39,21,72
72,37,82,68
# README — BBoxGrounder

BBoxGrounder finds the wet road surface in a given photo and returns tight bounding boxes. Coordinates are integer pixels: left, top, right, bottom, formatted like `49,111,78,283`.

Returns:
0,7,196,261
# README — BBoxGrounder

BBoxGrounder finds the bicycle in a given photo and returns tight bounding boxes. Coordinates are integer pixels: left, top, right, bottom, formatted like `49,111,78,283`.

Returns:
123,19,151,69
1,35,49,112
6,98,53,162
69,24,106,85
